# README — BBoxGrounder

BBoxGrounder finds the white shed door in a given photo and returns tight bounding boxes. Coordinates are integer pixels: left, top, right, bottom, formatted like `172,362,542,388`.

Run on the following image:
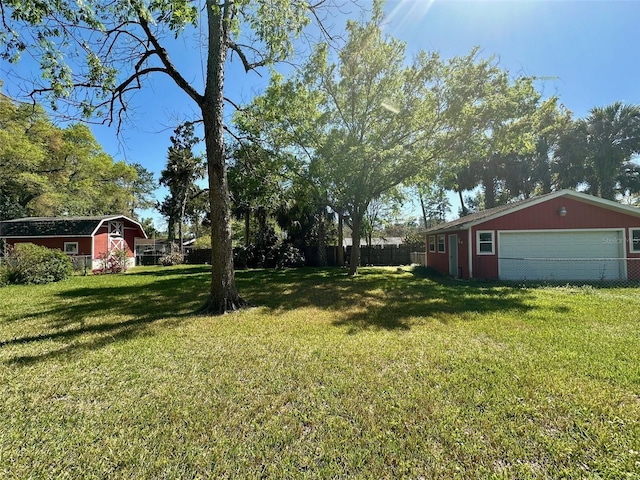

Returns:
498,230,625,281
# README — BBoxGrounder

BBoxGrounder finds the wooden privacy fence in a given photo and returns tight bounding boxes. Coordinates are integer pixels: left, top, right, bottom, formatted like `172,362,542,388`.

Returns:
348,245,414,266
410,252,427,266
186,245,424,267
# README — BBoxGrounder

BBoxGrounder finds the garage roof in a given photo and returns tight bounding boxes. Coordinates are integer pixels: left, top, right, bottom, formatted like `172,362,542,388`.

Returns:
426,189,640,234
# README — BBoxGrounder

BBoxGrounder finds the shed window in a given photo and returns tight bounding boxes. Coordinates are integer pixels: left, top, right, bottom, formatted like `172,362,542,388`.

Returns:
631,228,640,253
428,235,436,253
109,221,124,237
64,242,79,255
476,231,494,255
437,235,446,253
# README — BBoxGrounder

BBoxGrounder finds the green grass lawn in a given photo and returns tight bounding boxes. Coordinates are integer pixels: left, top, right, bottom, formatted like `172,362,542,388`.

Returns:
0,265,639,479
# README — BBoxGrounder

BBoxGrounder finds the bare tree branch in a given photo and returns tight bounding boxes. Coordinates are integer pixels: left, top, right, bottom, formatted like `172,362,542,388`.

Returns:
137,11,204,107
227,41,267,74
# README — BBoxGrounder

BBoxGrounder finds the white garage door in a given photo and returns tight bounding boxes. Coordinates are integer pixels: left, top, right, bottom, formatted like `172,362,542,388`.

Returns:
498,230,625,281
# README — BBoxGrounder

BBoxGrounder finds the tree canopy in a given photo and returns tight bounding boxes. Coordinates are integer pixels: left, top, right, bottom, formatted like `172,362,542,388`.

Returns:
555,102,640,200
0,0,333,313
159,122,206,246
238,4,550,274
0,89,153,220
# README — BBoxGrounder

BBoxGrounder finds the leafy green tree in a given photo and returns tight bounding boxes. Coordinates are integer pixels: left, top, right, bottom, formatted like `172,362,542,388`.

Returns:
139,217,160,238
227,143,291,246
240,5,535,274
275,177,333,267
0,91,55,219
159,123,206,247
555,102,640,199
443,81,558,209
618,162,640,202
52,124,139,216
0,90,141,219
1,0,331,313
510,102,573,197
126,163,157,219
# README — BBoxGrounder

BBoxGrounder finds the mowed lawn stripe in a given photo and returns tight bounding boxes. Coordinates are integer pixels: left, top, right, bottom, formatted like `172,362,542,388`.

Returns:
0,265,638,478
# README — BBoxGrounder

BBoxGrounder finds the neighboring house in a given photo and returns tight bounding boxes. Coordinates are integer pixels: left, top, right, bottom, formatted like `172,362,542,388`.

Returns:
134,238,175,255
135,238,190,265
0,215,147,270
425,189,640,282
343,237,404,248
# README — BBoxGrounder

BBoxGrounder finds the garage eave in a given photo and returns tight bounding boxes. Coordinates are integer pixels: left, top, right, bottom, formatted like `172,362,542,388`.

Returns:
426,190,640,235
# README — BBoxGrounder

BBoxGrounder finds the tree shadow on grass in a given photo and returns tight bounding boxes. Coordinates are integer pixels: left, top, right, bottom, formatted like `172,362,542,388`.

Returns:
129,265,212,277
1,266,537,365
1,268,212,366
236,267,537,334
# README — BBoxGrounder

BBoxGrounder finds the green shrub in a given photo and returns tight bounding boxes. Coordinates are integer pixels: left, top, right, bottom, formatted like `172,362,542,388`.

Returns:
274,244,305,269
3,243,72,285
159,251,184,266
0,264,8,287
233,243,305,269
93,248,129,274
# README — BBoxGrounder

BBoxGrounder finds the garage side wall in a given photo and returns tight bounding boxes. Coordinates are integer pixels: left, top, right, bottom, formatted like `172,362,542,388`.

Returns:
123,228,136,257
426,229,469,278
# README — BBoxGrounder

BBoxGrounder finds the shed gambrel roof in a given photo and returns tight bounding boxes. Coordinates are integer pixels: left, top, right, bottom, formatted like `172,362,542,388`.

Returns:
0,215,147,238
425,189,640,234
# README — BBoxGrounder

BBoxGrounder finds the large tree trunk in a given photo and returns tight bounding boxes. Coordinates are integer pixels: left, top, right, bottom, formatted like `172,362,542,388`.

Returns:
337,211,345,266
418,189,429,228
199,0,247,314
348,211,362,276
317,210,327,267
244,210,250,246
457,189,467,216
166,215,176,242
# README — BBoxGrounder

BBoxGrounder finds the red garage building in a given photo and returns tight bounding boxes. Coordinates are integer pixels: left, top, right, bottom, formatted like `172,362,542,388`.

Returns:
0,215,147,270
426,189,640,282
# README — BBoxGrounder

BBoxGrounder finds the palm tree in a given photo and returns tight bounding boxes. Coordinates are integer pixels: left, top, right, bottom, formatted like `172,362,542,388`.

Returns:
555,102,640,199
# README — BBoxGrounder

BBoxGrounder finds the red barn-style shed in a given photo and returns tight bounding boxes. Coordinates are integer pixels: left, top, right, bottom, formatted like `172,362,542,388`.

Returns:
0,215,147,270
425,190,640,282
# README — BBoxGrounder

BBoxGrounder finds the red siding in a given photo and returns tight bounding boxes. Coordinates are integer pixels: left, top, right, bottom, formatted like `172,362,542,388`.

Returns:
6,237,92,255
479,197,640,232
470,235,499,280
93,229,109,260
426,233,447,275
94,224,140,259
427,195,640,280
123,226,137,257
426,230,470,279
470,197,640,280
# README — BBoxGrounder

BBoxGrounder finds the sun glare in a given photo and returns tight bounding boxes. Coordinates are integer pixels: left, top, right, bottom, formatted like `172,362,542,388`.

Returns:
384,0,437,35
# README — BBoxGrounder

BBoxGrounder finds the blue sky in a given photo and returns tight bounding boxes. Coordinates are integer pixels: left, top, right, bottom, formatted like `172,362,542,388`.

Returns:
2,0,639,226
